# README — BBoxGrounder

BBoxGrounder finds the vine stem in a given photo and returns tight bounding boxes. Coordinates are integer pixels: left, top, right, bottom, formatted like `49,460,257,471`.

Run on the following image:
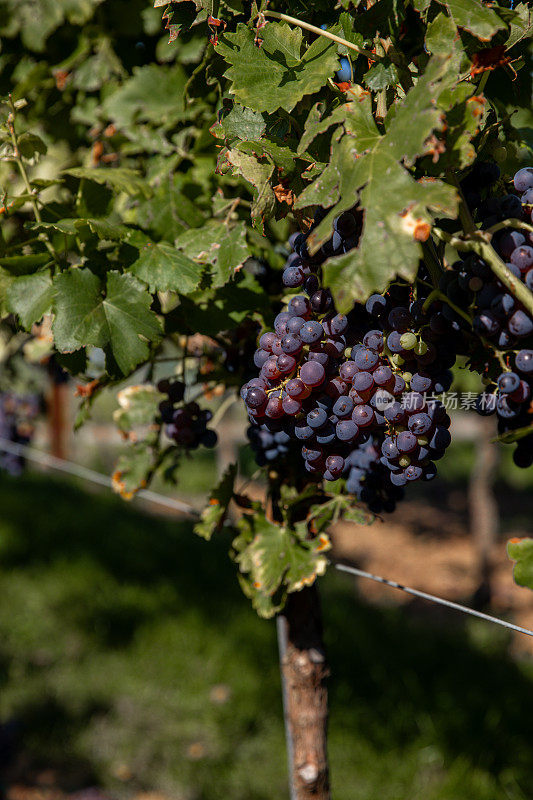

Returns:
7,95,59,265
433,228,533,318
422,287,473,327
261,11,382,61
485,217,533,236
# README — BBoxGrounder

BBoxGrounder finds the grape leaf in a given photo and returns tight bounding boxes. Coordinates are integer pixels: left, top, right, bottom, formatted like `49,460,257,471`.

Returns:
6,270,54,328
235,514,329,617
296,56,458,308
29,218,127,239
101,64,187,129
426,12,459,54
216,23,339,114
436,0,506,41
363,62,399,90
63,167,152,198
507,538,533,591
129,240,204,294
113,384,163,434
176,220,249,287
0,253,51,275
112,442,154,499
194,464,237,540
53,269,162,374
223,148,275,226
17,132,47,158
213,103,266,142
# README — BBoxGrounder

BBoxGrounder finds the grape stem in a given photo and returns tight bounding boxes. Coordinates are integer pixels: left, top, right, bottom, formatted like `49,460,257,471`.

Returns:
421,240,443,287
485,217,533,236
422,288,473,327
261,11,383,61
433,228,533,317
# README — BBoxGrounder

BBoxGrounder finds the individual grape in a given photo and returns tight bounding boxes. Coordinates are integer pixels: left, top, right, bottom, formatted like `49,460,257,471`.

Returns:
336,56,351,82
303,274,320,296
287,296,310,317
497,372,520,394
508,310,533,337
286,378,309,399
277,354,297,374
262,358,281,380
397,431,418,453
352,404,374,427
333,396,354,417
353,347,379,370
259,332,276,351
516,349,533,374
473,310,500,336
404,465,423,481
390,471,407,487
265,396,284,418
497,231,526,260
274,312,291,335
281,334,303,355
410,372,432,392
286,316,305,335
514,167,533,193
307,407,328,429
510,380,530,404
310,289,333,313
429,427,451,450
300,360,325,387
500,194,523,219
352,371,374,397
326,454,345,477
334,211,357,237
400,332,417,350
373,365,393,387
339,361,358,382
388,307,412,332
384,402,405,424
282,396,301,415
363,330,384,351
366,294,387,318
300,320,324,344
336,420,359,441
316,423,336,445
294,422,314,440
408,412,433,435
387,331,404,353
246,387,267,408
282,266,305,288
329,314,348,335
166,381,185,403
510,245,533,272
402,391,425,414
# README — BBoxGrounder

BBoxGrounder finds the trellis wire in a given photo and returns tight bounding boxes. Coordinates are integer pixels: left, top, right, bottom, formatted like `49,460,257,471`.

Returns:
0,438,199,517
335,563,533,638
2,437,531,638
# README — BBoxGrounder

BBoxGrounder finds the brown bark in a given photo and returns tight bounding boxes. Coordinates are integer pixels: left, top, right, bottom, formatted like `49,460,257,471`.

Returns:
277,584,330,800
469,416,499,607
48,381,68,460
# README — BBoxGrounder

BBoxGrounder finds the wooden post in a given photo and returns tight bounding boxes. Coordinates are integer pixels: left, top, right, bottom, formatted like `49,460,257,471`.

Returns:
277,584,331,800
469,416,499,607
48,378,68,460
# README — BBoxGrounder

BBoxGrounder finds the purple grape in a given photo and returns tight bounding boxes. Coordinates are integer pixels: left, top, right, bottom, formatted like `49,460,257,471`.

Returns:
510,245,533,272
340,361,358,382
404,465,423,481
246,387,267,408
254,349,270,368
388,306,412,332
300,320,324,344
497,231,525,259
366,294,387,318
300,360,325,387
410,372,432,392
274,312,291,335
336,420,359,441
514,167,533,193
326,454,345,477
288,296,311,317
333,396,354,417
363,330,384,351
516,349,533,373
281,334,303,355
352,371,374,396
286,316,305,335
508,310,533,337
283,266,304,288
307,407,328,429
353,348,379,370
352,404,374,427
397,431,418,453
497,372,520,394
408,412,433,435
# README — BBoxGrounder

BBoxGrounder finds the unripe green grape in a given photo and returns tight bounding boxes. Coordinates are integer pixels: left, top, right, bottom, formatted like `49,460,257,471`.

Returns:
391,354,405,367
402,371,413,383
400,332,417,350
399,455,411,467
493,145,507,163
414,341,428,356
417,435,429,446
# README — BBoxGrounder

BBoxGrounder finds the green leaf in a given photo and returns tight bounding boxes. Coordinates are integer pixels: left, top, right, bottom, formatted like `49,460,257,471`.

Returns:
235,514,329,615
129,240,204,294
507,538,533,591
363,62,399,91
217,23,339,114
101,64,187,129
436,0,506,41
214,103,266,142
176,220,249,287
6,270,54,328
298,57,459,309
53,269,162,374
426,12,459,54
0,253,51,275
194,464,237,540
63,167,152,198
113,384,163,433
17,132,47,158
224,148,275,226
112,442,154,499
28,218,127,239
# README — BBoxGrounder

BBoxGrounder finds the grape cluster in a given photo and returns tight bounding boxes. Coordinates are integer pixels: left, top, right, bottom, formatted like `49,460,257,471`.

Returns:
454,163,533,465
241,210,457,510
157,379,218,450
247,423,296,467
344,438,405,514
0,393,40,476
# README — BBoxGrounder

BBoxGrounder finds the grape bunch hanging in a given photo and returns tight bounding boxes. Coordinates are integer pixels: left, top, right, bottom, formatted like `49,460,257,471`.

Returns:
241,162,533,512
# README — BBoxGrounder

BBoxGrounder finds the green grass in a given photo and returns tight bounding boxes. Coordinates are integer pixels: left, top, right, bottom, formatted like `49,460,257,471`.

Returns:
0,473,532,799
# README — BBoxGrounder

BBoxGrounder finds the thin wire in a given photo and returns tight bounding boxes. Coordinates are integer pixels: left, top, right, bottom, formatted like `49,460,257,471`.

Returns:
0,438,199,518
335,563,533,639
